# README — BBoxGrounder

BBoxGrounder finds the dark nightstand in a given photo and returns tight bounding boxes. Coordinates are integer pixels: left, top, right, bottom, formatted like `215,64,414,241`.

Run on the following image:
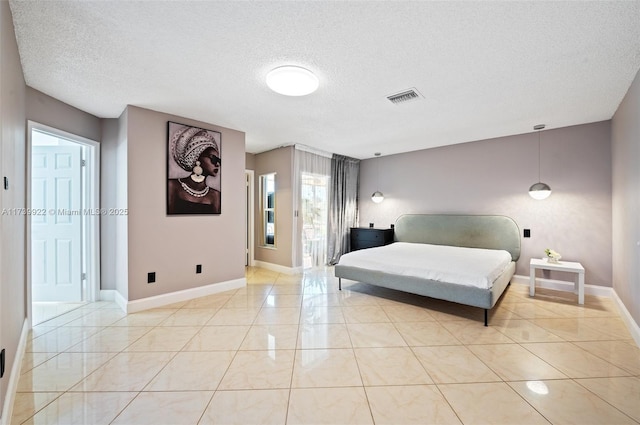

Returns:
350,227,394,251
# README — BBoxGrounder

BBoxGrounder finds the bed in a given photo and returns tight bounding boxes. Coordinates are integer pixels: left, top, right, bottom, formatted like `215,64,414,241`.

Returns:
334,214,521,326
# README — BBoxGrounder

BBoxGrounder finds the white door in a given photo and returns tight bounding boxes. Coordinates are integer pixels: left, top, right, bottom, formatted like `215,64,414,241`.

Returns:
31,145,83,302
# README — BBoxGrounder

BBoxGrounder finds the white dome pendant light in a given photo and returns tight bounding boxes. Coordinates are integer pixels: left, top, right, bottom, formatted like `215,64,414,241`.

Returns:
371,191,385,203
371,152,384,203
266,66,319,96
529,124,552,200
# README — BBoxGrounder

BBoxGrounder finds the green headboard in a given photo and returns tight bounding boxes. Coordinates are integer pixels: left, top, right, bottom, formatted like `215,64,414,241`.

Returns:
394,214,521,261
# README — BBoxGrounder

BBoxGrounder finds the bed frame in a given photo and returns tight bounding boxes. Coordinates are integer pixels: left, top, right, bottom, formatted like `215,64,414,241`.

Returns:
335,214,521,326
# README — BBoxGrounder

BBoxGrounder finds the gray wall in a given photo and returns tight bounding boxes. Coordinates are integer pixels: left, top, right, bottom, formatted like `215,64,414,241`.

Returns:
1,6,105,416
114,110,129,298
100,115,128,293
359,121,612,286
0,0,26,416
612,67,640,325
253,146,294,268
245,152,256,170
26,87,101,142
121,106,246,301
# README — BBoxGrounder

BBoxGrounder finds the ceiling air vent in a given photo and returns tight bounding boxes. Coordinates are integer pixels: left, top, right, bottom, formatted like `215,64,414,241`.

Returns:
387,88,423,105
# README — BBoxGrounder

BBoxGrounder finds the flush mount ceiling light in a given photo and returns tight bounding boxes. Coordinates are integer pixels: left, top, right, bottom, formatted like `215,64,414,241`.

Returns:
266,66,319,96
371,152,384,203
529,124,552,200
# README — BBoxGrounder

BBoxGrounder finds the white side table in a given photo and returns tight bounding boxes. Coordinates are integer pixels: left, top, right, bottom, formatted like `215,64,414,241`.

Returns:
529,258,585,304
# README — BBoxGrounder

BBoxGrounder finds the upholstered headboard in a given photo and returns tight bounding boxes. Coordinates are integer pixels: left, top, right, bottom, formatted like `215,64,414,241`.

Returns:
394,214,521,261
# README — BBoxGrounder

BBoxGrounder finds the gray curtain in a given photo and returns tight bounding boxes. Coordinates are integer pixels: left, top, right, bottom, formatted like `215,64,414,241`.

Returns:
327,154,360,265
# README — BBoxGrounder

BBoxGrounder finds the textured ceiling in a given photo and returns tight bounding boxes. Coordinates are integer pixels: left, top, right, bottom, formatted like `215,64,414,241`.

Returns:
9,1,640,159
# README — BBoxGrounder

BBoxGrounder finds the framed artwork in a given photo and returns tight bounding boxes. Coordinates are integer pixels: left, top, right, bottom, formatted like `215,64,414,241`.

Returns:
167,121,222,215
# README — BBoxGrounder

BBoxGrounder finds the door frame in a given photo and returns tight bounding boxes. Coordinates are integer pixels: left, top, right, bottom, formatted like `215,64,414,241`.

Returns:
245,170,255,267
26,121,101,326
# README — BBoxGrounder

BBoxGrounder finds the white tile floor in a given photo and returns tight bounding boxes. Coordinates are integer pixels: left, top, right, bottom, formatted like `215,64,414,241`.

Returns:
11,267,640,424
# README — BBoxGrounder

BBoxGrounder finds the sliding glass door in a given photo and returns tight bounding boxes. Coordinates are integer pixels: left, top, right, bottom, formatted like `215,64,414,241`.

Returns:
301,173,329,268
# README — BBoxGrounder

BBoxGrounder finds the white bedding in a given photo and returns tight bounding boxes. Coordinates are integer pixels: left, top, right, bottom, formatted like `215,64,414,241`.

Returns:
338,242,512,289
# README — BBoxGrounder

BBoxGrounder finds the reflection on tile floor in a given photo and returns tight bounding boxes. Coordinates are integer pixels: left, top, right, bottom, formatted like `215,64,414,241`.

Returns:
32,302,87,326
12,267,640,424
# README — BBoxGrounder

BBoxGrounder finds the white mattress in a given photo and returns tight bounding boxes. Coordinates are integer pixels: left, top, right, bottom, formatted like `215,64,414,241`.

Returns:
338,242,512,289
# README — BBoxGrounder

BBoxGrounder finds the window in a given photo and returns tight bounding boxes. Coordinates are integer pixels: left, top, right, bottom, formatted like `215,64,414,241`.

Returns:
260,173,276,247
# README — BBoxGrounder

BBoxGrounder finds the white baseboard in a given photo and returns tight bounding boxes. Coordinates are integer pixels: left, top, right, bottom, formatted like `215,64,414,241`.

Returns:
0,319,29,425
99,289,116,301
512,274,614,298
253,260,302,275
117,278,246,314
611,290,640,347
114,290,128,314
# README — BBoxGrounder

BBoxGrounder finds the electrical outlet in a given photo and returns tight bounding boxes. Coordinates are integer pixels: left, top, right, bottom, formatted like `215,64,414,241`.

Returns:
524,229,531,238
147,272,156,283
196,264,202,274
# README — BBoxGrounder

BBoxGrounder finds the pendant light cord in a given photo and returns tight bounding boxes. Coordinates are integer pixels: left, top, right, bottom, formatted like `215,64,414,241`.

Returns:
377,155,380,190
538,129,541,182
534,124,545,182
375,152,381,191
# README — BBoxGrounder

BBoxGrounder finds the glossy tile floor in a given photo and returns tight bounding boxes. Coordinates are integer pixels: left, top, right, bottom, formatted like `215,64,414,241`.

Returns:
11,267,640,424
32,302,86,326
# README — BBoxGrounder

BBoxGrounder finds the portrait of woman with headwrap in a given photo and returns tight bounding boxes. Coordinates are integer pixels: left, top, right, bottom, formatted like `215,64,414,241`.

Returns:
167,122,222,214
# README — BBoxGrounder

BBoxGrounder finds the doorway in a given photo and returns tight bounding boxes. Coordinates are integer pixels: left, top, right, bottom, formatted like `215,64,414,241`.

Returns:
27,122,100,325
301,173,329,268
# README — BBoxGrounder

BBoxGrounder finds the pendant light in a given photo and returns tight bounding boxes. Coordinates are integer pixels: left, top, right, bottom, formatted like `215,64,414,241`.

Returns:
371,152,384,203
529,124,552,200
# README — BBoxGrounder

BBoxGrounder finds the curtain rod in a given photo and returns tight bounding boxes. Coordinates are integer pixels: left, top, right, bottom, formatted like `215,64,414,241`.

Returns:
294,144,334,159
